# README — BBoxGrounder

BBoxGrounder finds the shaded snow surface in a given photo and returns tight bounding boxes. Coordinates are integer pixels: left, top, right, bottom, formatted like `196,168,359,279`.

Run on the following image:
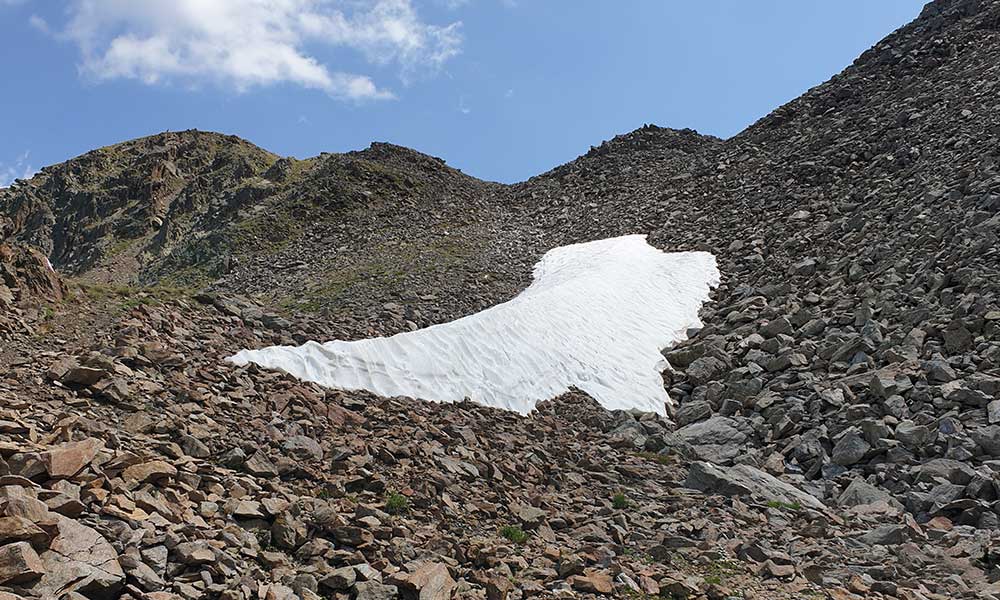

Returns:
228,235,720,415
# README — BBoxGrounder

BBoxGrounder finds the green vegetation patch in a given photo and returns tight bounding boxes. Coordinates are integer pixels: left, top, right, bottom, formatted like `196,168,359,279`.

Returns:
384,492,409,515
500,525,529,545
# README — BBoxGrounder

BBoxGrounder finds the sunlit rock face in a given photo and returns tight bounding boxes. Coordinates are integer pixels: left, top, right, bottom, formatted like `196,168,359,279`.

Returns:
229,235,720,415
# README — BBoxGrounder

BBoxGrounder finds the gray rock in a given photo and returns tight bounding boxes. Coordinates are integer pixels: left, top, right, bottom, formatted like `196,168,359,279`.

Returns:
927,483,967,506
672,416,748,464
838,478,901,509
913,459,976,485
676,400,712,426
943,380,992,406
943,321,973,353
895,421,936,449
988,400,1000,425
832,432,871,466
355,581,399,600
685,461,826,512
675,416,746,447
178,433,210,458
923,359,957,383
282,435,324,461
760,317,793,339
0,541,44,585
858,525,906,546
971,425,1000,456
686,356,727,387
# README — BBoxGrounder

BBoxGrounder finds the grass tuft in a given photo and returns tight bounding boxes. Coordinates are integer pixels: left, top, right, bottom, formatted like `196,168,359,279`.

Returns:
385,491,409,515
500,525,529,545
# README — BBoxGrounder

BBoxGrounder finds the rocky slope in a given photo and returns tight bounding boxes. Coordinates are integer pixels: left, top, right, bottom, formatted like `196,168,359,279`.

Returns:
1,0,1000,598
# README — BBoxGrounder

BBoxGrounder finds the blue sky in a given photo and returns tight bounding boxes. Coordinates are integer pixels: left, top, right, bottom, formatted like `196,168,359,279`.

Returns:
0,1,925,185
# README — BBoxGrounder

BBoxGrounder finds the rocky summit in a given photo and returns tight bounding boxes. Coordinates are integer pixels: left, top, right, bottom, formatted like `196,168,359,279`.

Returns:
2,0,1000,599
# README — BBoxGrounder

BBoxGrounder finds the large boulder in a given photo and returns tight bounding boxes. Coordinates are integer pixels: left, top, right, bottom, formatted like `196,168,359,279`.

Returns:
33,517,124,599
685,461,826,512
670,417,748,465
838,478,902,509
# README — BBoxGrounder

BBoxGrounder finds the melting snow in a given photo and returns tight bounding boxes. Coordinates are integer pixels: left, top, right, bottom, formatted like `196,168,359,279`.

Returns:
228,235,719,415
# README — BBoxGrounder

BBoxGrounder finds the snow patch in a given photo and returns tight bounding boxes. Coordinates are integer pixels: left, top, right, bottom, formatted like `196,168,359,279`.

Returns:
228,235,720,415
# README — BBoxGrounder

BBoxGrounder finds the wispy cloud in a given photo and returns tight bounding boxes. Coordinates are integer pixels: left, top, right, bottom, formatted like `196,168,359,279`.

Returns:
28,14,50,34
0,151,36,188
458,95,471,114
36,0,462,101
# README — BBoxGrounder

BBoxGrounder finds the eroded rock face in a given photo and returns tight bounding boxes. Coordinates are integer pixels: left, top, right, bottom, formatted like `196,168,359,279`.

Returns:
0,243,64,305
0,242,65,337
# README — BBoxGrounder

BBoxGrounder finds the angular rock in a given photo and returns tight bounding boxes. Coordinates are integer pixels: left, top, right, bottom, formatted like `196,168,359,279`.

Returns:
838,478,898,509
832,432,871,466
685,461,826,512
0,542,44,585
42,438,103,479
686,356,726,387
34,517,124,598
402,562,455,600
122,460,177,485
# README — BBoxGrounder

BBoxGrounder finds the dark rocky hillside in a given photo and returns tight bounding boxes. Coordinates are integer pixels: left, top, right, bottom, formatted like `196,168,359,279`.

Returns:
1,0,1000,598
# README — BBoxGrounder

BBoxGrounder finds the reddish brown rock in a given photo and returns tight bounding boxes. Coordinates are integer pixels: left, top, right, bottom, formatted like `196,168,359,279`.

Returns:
34,517,124,597
0,542,44,585
402,562,456,600
0,516,49,549
572,570,614,595
42,438,104,479
121,460,177,485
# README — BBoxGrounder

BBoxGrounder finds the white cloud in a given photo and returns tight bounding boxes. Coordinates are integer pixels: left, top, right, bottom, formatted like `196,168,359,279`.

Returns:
28,14,50,34
436,0,470,9
458,95,470,114
45,0,462,100
0,151,36,188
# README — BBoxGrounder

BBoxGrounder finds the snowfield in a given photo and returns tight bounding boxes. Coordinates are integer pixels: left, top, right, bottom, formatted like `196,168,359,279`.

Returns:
228,235,719,415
